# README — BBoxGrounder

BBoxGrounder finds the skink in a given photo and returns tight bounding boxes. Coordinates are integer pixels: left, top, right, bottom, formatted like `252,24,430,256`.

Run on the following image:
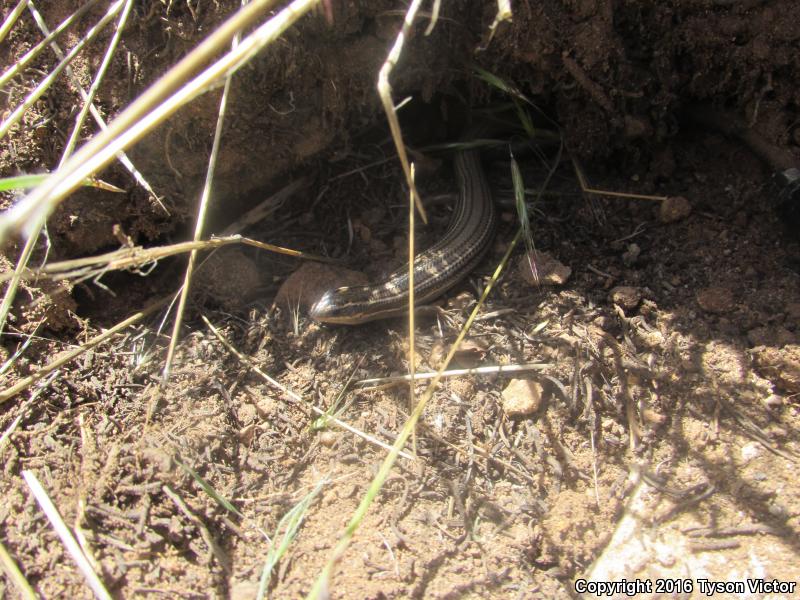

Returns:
310,149,496,324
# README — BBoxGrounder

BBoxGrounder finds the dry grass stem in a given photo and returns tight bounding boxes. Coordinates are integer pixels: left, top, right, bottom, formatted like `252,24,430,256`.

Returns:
0,235,336,285
202,316,415,461
22,470,113,600
0,0,135,338
376,0,428,224
0,0,100,87
53,0,135,163
220,177,311,235
573,159,668,202
0,0,30,45
163,22,240,383
355,362,550,388
0,0,125,139
407,162,417,453
28,0,163,208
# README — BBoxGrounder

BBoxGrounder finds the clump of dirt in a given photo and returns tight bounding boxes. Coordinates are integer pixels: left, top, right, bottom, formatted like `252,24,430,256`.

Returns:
1,1,799,598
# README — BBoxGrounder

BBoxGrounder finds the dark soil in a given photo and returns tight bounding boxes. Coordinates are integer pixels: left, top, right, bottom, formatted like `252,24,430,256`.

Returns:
1,1,798,598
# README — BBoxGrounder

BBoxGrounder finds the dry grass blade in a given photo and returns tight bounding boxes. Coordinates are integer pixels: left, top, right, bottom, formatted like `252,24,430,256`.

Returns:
22,470,112,600
0,0,125,139
407,162,417,453
572,159,668,202
57,0,135,162
0,0,134,339
0,235,336,285
0,538,36,600
376,0,428,225
202,315,415,461
0,0,100,87
0,0,30,45
0,0,318,245
163,20,240,384
354,362,550,388
0,0,123,337
220,177,311,235
28,0,163,207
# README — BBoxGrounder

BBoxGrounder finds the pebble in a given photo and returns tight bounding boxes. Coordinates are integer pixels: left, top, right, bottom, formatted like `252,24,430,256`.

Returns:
501,379,544,417
659,195,691,223
518,251,571,286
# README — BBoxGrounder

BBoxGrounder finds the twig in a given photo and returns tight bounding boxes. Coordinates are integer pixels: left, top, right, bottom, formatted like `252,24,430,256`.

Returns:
561,54,614,113
0,235,336,284
22,470,112,600
354,362,550,388
407,163,417,453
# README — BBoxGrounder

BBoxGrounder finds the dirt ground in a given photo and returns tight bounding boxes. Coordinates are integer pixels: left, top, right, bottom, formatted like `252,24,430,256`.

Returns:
1,0,799,598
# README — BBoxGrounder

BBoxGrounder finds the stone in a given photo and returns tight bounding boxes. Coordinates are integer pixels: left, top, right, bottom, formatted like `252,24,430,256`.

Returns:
659,196,691,223
518,251,571,286
501,379,544,417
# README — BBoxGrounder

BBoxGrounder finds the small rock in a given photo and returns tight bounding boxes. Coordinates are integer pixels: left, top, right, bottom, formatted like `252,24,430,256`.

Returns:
696,286,735,314
740,442,761,462
275,262,368,313
610,286,642,310
641,408,666,426
501,379,544,417
660,196,691,223
453,339,486,368
763,394,783,409
518,251,571,286
751,344,800,393
318,431,338,447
